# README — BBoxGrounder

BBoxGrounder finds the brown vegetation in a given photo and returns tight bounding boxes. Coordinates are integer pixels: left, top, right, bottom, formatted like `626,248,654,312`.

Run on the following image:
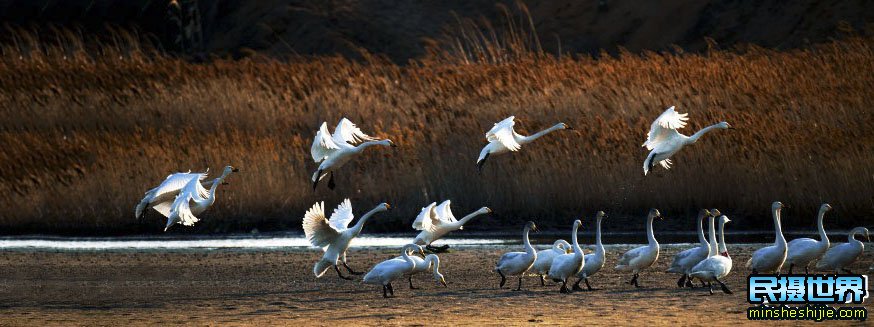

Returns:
1,29,872,234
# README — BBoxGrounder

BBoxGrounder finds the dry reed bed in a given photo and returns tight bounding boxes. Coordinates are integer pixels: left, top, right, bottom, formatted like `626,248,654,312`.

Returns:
0,37,872,234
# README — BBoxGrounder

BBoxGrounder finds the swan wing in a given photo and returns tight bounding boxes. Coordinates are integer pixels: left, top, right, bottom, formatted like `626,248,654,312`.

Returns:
168,180,202,227
485,116,521,151
332,118,377,145
150,172,204,200
311,122,340,162
643,106,687,150
617,246,644,266
412,202,439,232
328,199,355,231
151,201,173,218
435,200,459,227
302,202,341,248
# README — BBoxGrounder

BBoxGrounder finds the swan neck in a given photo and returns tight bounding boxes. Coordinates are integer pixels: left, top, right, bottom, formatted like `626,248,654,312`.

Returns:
401,245,415,266
646,216,657,246
774,208,786,246
354,140,384,152
455,210,484,227
816,209,829,245
595,217,603,248
571,223,582,255
686,124,721,144
429,255,441,276
696,213,709,246
707,216,717,256
351,206,381,234
718,219,728,254
522,226,535,254
520,124,563,144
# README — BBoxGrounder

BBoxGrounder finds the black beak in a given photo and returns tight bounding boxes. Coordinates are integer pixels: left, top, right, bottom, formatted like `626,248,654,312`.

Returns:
232,168,240,172
222,182,229,185
566,126,574,130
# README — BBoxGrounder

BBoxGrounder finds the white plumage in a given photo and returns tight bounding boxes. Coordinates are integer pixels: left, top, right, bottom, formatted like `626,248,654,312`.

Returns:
642,106,732,175
666,209,712,288
310,118,395,190
304,199,390,279
412,200,491,251
363,244,425,297
476,116,571,172
816,227,868,273
746,202,788,273
615,209,662,287
689,215,734,295
495,221,538,290
574,211,607,291
547,219,584,293
397,253,447,289
153,166,237,231
531,240,571,286
786,203,832,274
135,167,233,220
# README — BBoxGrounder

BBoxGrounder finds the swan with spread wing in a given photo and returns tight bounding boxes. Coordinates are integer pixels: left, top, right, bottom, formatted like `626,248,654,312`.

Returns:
476,116,572,173
642,106,732,175
310,118,395,190
304,199,390,279
412,200,492,253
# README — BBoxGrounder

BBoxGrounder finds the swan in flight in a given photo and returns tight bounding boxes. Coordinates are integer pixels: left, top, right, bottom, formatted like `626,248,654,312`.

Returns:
531,240,572,286
495,221,538,291
398,253,447,289
667,209,712,288
573,211,607,291
689,214,733,295
135,166,238,221
412,200,492,252
746,202,788,274
548,219,584,293
476,116,572,173
304,199,390,279
310,118,395,190
164,166,237,231
786,203,832,274
642,106,732,175
815,227,869,273
615,209,662,287
363,244,425,297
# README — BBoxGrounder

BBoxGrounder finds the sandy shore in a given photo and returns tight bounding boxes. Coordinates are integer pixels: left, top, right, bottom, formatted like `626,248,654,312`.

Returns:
0,245,870,326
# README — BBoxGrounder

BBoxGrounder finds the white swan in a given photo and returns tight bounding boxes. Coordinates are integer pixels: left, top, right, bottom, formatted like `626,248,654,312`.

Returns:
642,106,732,175
746,201,788,274
573,211,607,291
412,200,492,252
363,244,425,297
615,209,662,287
666,209,712,288
786,203,832,274
495,221,538,290
531,240,572,286
816,227,869,273
689,214,734,295
164,166,237,231
476,116,572,172
548,219,584,293
135,166,237,220
310,118,395,190
303,199,390,279
399,253,447,289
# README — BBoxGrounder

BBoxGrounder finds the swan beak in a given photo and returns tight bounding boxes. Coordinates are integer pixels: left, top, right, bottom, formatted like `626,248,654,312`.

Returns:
389,141,397,148
441,279,448,287
222,182,229,185
564,124,574,130
384,203,392,210
485,207,493,213
232,168,240,172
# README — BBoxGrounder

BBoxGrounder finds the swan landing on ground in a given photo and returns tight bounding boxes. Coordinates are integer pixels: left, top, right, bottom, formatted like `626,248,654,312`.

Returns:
786,203,832,274
816,227,869,273
304,199,390,279
642,106,732,175
476,116,571,173
164,166,238,231
746,202,788,274
135,166,238,223
615,209,662,287
495,221,538,291
310,118,395,190
363,244,426,298
412,200,492,253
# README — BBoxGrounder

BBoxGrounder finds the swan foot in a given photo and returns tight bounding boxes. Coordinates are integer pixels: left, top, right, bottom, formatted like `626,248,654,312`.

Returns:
572,278,584,292
334,265,353,280
630,273,640,288
539,275,546,286
327,172,336,190
804,266,809,274
699,280,707,288
684,277,694,288
718,280,733,294
476,153,489,174
343,262,363,275
408,276,419,290
708,285,714,295
425,245,450,253
512,277,523,291
387,283,395,297
559,280,572,294
312,169,322,191
584,278,594,291
497,270,506,288
382,285,390,298
677,274,687,288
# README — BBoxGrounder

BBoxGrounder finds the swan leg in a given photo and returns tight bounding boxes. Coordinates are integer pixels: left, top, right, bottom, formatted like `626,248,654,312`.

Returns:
677,274,687,288
584,278,594,291
646,152,659,174
387,282,394,297
788,263,794,274
342,262,363,275
559,279,570,294
708,284,714,295
476,153,489,174
630,273,640,288
497,270,506,288
327,171,336,190
804,266,809,274
425,245,450,253
382,285,389,298
408,275,419,290
685,276,694,288
699,279,707,288
572,277,584,291
540,275,546,286
717,280,733,294
312,169,322,191
513,277,523,291
334,265,353,280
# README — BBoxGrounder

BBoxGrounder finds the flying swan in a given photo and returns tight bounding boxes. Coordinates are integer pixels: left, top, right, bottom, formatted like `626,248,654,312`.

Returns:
615,209,662,287
164,166,238,231
642,106,732,175
494,221,538,291
412,200,492,252
135,166,238,222
304,199,390,279
476,116,572,173
310,118,395,190
786,203,832,274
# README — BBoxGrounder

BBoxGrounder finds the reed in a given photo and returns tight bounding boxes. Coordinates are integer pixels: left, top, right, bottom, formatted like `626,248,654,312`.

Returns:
1,28,872,235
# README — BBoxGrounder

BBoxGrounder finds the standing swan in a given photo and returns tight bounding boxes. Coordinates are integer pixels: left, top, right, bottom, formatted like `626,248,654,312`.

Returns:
816,227,869,273
689,214,733,295
667,209,712,288
310,118,396,190
304,199,391,279
786,203,832,274
476,116,572,173
531,240,572,286
574,211,607,291
164,166,238,231
615,209,662,287
363,244,425,298
548,219,584,294
495,221,538,291
400,253,448,289
746,202,788,274
642,106,732,175
135,166,237,220
412,200,492,252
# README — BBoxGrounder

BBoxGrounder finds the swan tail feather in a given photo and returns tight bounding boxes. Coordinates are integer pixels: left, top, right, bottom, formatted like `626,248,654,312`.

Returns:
314,260,332,278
